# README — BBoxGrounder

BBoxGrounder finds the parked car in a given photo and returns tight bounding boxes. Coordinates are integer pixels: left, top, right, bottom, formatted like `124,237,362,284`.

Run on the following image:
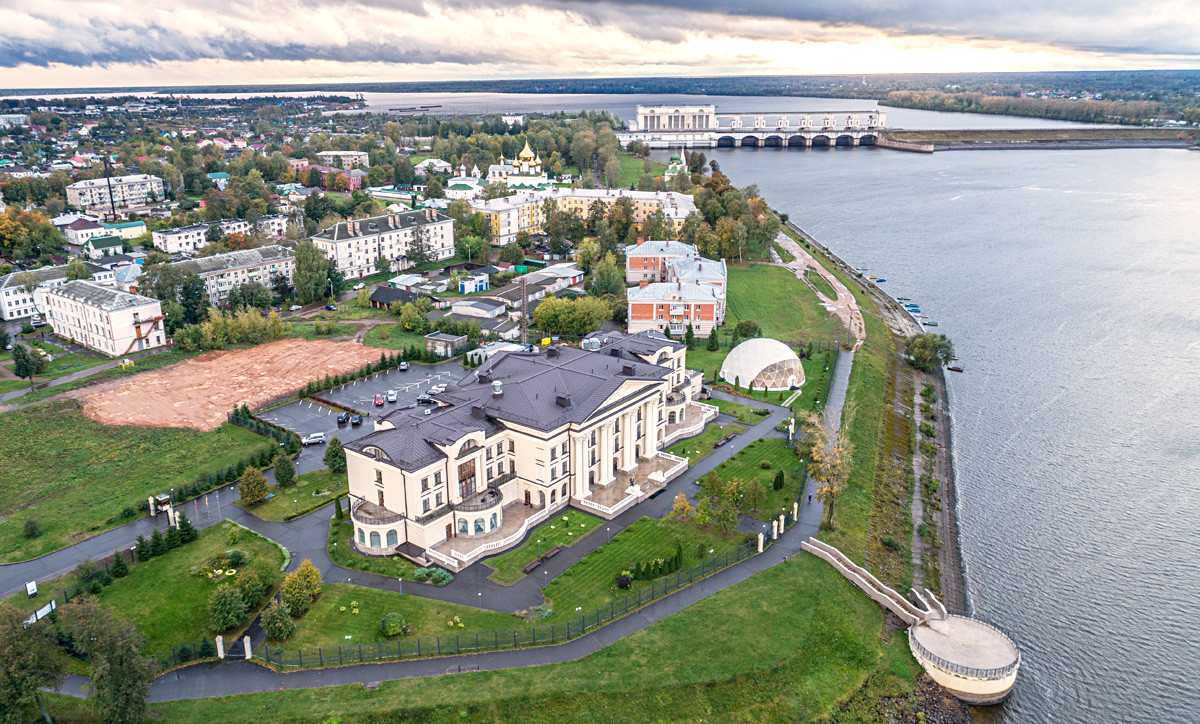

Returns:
30,318,47,328
398,361,409,371
374,394,384,406
289,304,302,311
273,306,282,312
325,304,338,311
350,415,363,426
336,411,351,424
300,432,326,446
386,390,397,403
429,383,447,394
352,282,366,290
416,394,434,405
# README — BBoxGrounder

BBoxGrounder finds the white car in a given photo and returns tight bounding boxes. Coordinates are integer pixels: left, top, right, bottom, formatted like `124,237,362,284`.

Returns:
429,383,447,394
289,304,303,311
352,282,366,290
386,390,397,403
300,432,326,446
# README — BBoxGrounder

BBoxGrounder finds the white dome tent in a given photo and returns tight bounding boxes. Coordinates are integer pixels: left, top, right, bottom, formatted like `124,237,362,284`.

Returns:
719,338,805,392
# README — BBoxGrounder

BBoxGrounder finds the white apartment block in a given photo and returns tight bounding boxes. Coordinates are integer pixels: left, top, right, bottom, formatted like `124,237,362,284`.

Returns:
171,246,295,304
316,150,369,169
44,281,166,357
256,214,290,240
310,210,454,279
472,188,696,246
0,263,114,321
151,218,250,254
66,174,165,215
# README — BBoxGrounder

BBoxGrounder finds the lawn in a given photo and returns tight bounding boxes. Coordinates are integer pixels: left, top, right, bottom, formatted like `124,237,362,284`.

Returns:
287,321,356,341
684,346,729,380
314,305,394,322
97,554,912,723
327,518,423,580
710,396,762,424
6,523,285,654
13,348,205,405
236,469,346,522
772,240,795,263
482,509,602,586
666,422,746,465
361,324,429,351
617,153,665,186
711,438,805,522
805,269,837,299
726,263,847,344
279,583,518,651
0,400,269,563
540,515,742,625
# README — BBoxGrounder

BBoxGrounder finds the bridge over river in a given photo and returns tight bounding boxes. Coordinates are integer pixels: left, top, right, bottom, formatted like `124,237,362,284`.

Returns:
617,104,886,149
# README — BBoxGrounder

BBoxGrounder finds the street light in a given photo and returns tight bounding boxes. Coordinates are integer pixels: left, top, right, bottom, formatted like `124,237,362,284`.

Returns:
398,577,403,597
478,591,482,612
606,526,610,544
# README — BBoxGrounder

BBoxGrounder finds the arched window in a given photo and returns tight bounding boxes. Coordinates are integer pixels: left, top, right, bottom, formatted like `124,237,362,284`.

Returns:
369,531,381,547
357,528,365,544
550,490,556,503
458,518,468,534
489,513,498,530
460,441,474,454
474,518,485,534
386,530,398,546
561,483,567,497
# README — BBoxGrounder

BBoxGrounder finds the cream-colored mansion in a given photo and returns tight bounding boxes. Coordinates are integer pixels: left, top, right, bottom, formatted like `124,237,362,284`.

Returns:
343,331,715,571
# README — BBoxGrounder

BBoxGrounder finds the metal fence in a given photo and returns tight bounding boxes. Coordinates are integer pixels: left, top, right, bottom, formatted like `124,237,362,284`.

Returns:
252,539,762,668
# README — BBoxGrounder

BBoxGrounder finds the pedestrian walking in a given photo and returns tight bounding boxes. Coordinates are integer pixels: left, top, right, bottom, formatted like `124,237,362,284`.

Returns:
807,494,812,503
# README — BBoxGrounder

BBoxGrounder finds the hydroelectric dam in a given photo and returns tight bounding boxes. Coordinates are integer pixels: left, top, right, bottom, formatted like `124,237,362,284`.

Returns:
616,104,888,149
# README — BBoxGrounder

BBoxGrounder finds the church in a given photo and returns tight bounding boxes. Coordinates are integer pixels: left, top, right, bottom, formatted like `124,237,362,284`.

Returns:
487,141,554,191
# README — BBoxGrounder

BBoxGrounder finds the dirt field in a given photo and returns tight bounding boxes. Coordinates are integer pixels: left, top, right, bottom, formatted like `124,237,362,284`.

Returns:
77,339,383,431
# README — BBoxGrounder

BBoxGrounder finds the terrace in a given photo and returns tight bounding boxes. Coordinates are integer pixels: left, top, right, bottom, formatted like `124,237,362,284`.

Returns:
577,452,687,520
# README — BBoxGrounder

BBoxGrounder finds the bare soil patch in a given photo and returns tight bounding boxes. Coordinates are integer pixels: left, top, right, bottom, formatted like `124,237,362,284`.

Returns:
77,339,381,431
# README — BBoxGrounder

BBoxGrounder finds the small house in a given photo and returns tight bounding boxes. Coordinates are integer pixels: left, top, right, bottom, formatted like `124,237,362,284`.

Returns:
424,331,467,358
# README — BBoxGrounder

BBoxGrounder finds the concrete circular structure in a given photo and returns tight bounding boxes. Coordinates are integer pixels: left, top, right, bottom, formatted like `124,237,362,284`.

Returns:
908,615,1021,705
719,338,805,391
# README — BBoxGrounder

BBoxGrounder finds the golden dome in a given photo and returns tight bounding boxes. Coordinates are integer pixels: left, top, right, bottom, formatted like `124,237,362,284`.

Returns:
518,140,536,161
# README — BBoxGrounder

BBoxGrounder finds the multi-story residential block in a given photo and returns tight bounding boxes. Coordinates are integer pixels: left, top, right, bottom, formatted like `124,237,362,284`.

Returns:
625,239,699,283
471,188,696,246
627,280,724,336
342,334,701,567
65,174,165,215
310,210,454,279
150,218,251,254
0,262,113,320
44,280,166,357
666,256,727,292
256,214,290,240
171,245,295,304
316,150,370,169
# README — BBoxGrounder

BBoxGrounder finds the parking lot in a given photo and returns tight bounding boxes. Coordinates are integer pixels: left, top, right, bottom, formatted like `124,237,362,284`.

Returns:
257,359,464,473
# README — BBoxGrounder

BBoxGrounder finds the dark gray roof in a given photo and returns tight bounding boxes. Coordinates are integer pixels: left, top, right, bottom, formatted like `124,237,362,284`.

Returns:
346,345,669,471
171,245,293,275
311,210,451,242
49,280,159,311
584,330,684,359
369,286,422,306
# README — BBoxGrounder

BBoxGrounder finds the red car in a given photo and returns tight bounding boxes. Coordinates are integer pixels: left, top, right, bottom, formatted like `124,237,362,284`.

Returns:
374,394,384,406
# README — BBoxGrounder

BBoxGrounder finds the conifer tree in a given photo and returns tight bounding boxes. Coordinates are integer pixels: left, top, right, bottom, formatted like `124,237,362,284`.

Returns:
149,528,167,557
273,452,296,487
134,535,150,561
110,550,129,578
164,525,182,550
176,512,198,543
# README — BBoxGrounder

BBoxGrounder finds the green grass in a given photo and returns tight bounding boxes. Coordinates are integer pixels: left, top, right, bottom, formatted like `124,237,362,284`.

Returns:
0,379,29,394
361,324,429,351
83,554,911,723
286,321,356,340
11,348,204,405
772,240,795,263
727,264,847,343
805,269,837,299
5,523,284,654
279,583,519,650
235,469,346,522
540,515,741,624
327,518,423,580
710,396,762,424
617,153,665,185
666,422,746,465
711,438,805,522
0,400,269,563
483,509,603,585
313,305,395,321
684,346,729,380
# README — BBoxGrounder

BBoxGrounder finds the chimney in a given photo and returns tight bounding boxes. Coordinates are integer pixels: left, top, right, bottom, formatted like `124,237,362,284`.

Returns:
637,237,644,245
546,346,559,358
478,371,490,384
492,380,503,396
639,279,649,288
621,364,635,376
556,393,571,408
471,405,486,420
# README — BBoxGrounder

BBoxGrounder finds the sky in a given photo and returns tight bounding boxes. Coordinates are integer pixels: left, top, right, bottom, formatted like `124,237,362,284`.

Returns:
1,0,1199,89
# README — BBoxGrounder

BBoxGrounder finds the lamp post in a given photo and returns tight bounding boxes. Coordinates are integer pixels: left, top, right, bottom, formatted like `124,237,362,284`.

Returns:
606,526,610,544
398,577,403,597
478,591,482,612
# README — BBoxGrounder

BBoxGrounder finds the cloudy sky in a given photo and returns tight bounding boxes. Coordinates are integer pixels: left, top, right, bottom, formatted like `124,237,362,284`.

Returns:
1,0,1198,89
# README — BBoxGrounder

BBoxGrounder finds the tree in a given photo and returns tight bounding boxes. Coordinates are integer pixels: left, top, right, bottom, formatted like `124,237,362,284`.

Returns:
669,492,695,520
261,600,295,642
773,469,785,491
406,224,434,268
734,319,761,338
149,528,167,557
15,271,37,296
905,333,956,372
498,243,524,265
397,302,429,334
801,410,855,530
374,254,391,275
424,178,444,199
273,453,295,487
356,288,371,308
59,598,156,724
176,512,198,543
179,273,209,324
715,498,740,532
706,331,720,351
694,498,715,526
280,571,312,617
65,257,92,281
742,479,768,513
239,466,269,506
10,345,46,387
207,583,248,631
684,323,695,349
0,328,8,353
588,252,624,296
134,535,150,562
293,241,331,305
164,524,181,550
0,602,65,723
335,495,345,520
109,550,129,578
271,272,293,300
455,234,486,263
323,436,346,472
295,558,322,599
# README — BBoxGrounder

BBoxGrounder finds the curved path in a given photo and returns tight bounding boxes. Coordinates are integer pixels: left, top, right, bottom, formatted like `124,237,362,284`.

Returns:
48,349,856,702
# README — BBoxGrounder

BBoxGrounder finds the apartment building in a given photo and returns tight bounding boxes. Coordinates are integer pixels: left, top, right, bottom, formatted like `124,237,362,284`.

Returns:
625,239,699,283
316,150,370,169
0,262,114,320
627,280,724,336
44,280,166,357
471,188,696,246
256,214,290,240
65,174,165,215
310,210,454,279
171,245,295,304
150,218,250,254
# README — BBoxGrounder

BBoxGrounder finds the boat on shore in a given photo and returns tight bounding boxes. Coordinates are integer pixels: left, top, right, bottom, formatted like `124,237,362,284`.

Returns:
947,365,964,372
897,296,911,301
925,321,939,327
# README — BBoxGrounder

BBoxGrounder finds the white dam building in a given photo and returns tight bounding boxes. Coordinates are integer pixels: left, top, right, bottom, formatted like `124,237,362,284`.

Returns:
617,104,886,149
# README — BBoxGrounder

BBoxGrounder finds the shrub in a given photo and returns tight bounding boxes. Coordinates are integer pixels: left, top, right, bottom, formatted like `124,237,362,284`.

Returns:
87,580,103,595
919,421,937,438
226,549,248,568
380,612,406,637
235,565,273,607
198,640,217,658
23,519,41,538
110,550,129,578
759,460,772,469
121,506,137,519
881,537,903,553
615,572,632,590
100,573,114,587
176,646,194,663
773,469,785,491
208,583,248,631
296,559,322,599
74,559,98,580
262,600,296,642
280,571,312,617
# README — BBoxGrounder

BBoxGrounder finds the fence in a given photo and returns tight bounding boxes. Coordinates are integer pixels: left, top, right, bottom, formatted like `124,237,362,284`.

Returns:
252,539,763,669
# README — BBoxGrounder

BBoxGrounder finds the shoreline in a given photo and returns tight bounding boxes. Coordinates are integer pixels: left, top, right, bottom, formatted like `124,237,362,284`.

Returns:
779,217,969,610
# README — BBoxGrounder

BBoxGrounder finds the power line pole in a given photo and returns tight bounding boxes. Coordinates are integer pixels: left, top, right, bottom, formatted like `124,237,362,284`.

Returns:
103,157,117,220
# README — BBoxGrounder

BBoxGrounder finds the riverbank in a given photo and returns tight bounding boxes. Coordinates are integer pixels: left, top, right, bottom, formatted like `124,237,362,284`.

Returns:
886,127,1193,152
779,217,969,611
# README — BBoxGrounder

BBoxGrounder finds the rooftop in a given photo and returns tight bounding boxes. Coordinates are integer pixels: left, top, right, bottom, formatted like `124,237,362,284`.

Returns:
311,210,451,242
48,280,159,311
627,240,698,257
171,245,293,275
628,282,722,304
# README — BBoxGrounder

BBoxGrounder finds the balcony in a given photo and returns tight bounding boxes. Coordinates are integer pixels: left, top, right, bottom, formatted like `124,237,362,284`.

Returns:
351,499,405,526
452,487,503,513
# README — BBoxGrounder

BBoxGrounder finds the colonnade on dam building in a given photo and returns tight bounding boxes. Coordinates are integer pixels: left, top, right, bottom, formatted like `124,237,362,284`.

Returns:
616,104,887,149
